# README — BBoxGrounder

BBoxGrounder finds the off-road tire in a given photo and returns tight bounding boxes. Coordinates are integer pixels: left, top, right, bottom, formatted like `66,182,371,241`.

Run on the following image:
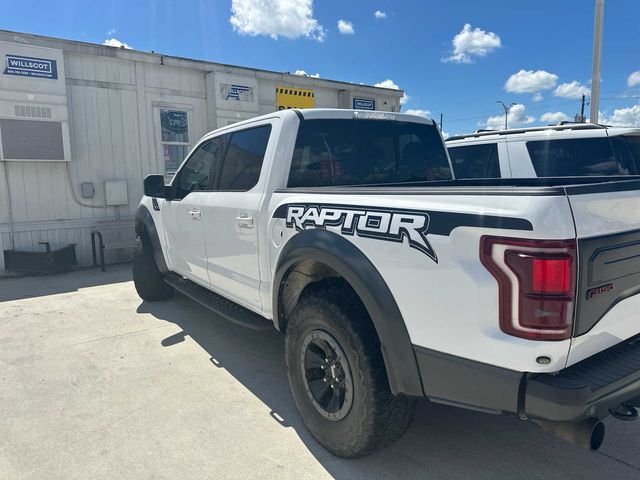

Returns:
285,285,416,458
132,233,174,301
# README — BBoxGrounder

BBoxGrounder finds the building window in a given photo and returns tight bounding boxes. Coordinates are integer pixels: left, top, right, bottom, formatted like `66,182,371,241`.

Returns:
160,109,190,174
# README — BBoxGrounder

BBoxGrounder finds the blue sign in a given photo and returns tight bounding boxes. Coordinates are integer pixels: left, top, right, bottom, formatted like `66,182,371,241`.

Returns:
161,110,189,142
224,84,253,101
353,98,376,110
4,54,58,80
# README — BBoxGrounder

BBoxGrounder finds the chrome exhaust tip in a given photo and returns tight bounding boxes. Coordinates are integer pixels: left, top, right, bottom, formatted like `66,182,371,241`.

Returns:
536,418,605,451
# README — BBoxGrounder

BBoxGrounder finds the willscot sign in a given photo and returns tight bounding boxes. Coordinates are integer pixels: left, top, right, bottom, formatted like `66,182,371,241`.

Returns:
4,54,58,80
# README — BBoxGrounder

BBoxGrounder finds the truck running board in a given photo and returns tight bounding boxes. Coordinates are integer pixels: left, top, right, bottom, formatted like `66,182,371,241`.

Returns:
164,273,273,331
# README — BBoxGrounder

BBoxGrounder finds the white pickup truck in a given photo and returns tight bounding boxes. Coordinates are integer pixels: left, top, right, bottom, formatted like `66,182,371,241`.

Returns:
134,109,640,457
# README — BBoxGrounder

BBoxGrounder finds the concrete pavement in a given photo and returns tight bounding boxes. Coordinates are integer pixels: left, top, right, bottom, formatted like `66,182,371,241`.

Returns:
1,264,639,479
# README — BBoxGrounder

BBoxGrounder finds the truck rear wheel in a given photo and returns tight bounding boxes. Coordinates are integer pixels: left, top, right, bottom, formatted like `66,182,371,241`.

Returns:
132,234,174,301
284,288,416,458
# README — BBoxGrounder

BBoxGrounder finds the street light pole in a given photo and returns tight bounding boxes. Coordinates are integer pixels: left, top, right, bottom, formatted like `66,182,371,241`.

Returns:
590,0,604,123
497,101,516,130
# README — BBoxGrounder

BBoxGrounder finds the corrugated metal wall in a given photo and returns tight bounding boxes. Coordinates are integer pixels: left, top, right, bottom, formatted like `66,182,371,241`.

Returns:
0,32,402,272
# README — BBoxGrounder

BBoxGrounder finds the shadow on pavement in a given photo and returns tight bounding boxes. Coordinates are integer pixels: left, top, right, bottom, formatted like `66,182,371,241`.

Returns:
138,295,640,480
0,264,132,302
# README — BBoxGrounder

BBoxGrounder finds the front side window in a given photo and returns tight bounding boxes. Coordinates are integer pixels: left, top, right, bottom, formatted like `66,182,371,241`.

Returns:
288,119,451,188
161,109,190,174
526,137,636,177
175,139,220,198
448,143,501,179
217,125,271,191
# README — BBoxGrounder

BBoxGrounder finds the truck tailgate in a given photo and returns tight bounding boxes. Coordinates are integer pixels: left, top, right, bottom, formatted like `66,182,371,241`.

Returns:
566,179,640,366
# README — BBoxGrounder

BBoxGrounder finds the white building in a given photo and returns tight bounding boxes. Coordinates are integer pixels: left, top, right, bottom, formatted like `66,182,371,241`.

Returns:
0,30,403,272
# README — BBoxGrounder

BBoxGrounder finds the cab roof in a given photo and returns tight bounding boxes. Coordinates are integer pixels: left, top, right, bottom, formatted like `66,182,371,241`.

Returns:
446,123,640,143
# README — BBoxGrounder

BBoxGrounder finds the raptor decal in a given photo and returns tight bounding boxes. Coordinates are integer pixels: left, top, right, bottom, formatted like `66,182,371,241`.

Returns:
284,204,438,262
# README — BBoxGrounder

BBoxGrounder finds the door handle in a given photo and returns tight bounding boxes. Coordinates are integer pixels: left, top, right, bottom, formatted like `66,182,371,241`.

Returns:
189,208,202,220
235,213,254,228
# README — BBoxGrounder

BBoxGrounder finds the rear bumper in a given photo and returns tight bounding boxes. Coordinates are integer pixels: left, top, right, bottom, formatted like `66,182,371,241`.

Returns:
414,334,640,422
525,335,640,421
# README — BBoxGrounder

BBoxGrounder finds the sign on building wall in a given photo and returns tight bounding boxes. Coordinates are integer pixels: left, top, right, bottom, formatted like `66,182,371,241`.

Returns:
160,110,189,141
353,98,375,110
4,54,58,79
220,83,254,102
276,86,314,110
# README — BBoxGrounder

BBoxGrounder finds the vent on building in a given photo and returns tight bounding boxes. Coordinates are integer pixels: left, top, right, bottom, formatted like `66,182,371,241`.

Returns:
0,119,64,160
14,105,52,119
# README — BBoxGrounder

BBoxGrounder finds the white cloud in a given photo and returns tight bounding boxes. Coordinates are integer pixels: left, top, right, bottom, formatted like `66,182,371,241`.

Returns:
374,10,387,19
553,81,590,99
103,38,132,49
600,103,640,126
337,19,355,35
374,79,409,105
627,71,640,88
540,111,572,124
106,28,116,36
293,70,320,78
229,0,326,41
403,109,431,118
442,23,501,63
532,92,544,102
482,104,535,130
505,70,558,93
375,79,400,89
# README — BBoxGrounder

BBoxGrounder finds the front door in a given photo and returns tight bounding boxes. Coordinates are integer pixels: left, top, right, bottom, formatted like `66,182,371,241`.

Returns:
163,138,222,286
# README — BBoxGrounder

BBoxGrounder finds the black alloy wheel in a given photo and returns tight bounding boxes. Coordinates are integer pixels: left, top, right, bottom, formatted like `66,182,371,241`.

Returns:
300,329,354,421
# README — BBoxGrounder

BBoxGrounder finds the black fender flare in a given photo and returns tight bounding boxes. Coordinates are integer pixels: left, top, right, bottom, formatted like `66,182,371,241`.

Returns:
134,205,169,273
272,228,424,397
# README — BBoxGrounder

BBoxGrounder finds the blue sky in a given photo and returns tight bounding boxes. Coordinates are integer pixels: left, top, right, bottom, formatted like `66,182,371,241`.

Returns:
2,0,640,135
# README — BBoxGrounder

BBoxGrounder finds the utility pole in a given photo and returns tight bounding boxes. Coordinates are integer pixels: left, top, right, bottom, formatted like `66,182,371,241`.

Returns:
590,0,604,123
439,113,443,132
497,101,516,130
579,94,587,122
575,94,590,123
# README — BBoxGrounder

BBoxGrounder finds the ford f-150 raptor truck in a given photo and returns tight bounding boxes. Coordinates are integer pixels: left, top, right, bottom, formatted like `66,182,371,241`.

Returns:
134,109,640,457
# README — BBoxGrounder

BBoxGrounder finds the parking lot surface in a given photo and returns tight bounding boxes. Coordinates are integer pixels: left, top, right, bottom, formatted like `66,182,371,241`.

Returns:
1,264,639,480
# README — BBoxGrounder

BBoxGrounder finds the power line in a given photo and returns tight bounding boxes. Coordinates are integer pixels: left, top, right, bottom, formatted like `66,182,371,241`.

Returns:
434,93,640,129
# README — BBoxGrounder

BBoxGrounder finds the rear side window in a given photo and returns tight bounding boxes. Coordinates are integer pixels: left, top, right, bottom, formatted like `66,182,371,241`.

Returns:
288,119,452,187
526,137,637,177
217,125,271,191
621,135,640,172
448,143,500,179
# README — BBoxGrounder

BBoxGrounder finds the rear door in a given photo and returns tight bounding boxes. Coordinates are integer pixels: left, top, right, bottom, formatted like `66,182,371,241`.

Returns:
565,179,640,366
200,122,274,312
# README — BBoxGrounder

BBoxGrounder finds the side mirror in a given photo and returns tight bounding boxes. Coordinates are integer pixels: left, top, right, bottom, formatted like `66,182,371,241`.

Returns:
144,174,168,198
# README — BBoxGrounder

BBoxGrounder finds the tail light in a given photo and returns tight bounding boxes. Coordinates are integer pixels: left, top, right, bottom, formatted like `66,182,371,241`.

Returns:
480,236,577,341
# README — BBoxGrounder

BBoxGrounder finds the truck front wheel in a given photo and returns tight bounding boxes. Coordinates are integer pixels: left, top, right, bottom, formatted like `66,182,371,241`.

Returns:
284,288,416,458
132,233,174,301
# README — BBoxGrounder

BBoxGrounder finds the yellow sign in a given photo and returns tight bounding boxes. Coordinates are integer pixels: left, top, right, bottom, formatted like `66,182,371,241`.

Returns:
276,86,315,110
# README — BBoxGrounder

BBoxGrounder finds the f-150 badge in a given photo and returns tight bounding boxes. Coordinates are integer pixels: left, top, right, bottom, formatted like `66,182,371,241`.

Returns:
285,204,438,263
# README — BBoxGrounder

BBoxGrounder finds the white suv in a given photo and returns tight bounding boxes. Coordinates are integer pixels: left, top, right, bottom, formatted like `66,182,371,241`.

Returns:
446,123,640,179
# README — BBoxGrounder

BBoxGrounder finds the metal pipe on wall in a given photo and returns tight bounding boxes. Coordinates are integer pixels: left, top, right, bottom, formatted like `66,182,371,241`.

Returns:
2,160,15,250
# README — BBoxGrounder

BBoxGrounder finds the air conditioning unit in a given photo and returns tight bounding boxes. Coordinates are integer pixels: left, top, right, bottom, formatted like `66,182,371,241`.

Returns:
0,41,70,162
